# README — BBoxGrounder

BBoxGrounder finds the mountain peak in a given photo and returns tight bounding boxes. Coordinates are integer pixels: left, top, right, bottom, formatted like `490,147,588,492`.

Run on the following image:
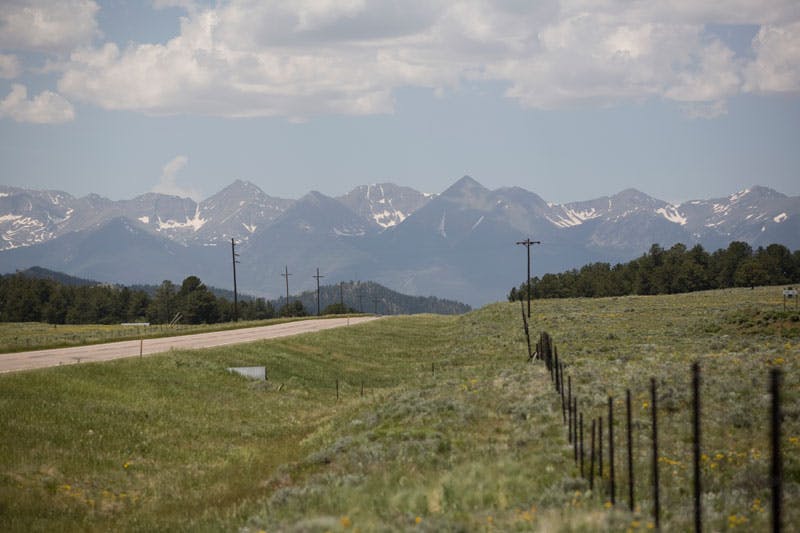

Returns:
337,183,432,229
440,175,491,200
731,185,786,202
215,179,264,196
447,175,485,191
613,188,653,201
300,190,331,205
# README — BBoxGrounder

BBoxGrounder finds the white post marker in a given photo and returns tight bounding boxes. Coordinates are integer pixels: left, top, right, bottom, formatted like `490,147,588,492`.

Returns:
783,287,798,311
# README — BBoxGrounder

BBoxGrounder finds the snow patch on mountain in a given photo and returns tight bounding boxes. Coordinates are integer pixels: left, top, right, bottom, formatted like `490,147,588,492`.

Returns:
0,215,52,248
373,209,407,228
656,206,687,225
729,188,751,203
156,207,206,232
712,203,728,214
547,207,601,228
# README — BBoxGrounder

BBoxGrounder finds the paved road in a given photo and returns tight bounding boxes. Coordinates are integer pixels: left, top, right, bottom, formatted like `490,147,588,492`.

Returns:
0,316,379,374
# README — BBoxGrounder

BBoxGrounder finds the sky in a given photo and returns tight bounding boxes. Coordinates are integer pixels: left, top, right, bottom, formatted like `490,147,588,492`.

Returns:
1,0,799,205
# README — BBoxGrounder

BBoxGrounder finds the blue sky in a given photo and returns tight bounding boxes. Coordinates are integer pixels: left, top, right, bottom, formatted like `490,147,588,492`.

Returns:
1,1,799,204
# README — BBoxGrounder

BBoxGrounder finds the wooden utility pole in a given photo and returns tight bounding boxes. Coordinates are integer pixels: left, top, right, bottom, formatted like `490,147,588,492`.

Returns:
313,268,325,315
516,238,541,318
230,238,240,322
373,295,380,315
357,285,364,313
281,266,291,306
339,281,344,308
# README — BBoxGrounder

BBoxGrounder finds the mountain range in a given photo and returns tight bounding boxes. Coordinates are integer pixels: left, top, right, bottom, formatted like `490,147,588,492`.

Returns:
1,177,798,307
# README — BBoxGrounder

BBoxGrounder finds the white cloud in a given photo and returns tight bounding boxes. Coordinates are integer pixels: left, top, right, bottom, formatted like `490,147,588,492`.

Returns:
743,21,800,93
1,0,792,119
0,54,21,79
152,155,200,199
0,0,99,53
664,39,741,108
0,83,74,123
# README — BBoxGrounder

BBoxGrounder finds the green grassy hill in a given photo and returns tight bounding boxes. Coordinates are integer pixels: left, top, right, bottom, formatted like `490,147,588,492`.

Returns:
1,287,797,531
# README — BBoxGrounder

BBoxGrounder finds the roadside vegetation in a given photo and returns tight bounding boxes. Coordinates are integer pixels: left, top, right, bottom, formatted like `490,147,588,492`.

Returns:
0,315,356,354
1,286,798,531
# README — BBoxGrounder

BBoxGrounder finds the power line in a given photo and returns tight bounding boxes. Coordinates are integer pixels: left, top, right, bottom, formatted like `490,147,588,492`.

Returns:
230,238,240,322
356,284,365,313
516,238,541,318
280,265,292,305
313,267,325,316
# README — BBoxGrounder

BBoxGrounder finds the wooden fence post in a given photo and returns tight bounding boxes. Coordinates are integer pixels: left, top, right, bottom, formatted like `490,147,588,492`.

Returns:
590,418,596,490
692,362,702,533
580,411,585,478
626,388,635,512
599,416,604,479
770,368,783,533
560,363,567,425
568,376,573,443
651,377,660,529
609,396,616,505
573,396,579,464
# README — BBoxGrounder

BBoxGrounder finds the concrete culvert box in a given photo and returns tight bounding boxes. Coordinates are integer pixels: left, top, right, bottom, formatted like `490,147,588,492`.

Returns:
228,366,267,380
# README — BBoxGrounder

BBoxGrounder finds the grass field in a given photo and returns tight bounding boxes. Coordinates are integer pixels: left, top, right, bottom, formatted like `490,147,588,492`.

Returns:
0,287,798,531
0,316,365,354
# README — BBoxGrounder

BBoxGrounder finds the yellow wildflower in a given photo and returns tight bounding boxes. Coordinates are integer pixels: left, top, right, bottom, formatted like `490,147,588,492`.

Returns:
728,514,748,527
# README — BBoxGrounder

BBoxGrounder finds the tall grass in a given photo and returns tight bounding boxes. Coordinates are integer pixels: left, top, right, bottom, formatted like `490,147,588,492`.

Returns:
1,287,797,531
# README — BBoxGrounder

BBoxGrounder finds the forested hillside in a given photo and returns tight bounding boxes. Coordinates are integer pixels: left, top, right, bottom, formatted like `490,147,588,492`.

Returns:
510,241,800,300
0,271,469,325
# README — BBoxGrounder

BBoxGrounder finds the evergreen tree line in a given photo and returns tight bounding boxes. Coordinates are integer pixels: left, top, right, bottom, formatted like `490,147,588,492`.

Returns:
509,242,800,301
0,272,471,325
0,275,303,324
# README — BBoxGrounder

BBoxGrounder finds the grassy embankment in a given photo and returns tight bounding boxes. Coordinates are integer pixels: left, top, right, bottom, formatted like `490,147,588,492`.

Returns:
0,315,367,354
0,287,798,531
